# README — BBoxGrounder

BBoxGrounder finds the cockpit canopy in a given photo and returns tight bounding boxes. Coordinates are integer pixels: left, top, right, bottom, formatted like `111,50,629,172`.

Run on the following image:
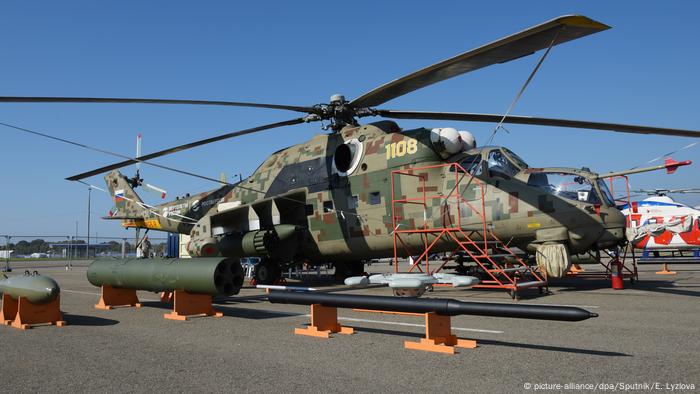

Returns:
450,146,616,207
527,172,615,206
452,146,529,176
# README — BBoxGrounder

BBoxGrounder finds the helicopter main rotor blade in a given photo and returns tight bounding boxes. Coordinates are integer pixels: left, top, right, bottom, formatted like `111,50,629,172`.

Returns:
350,15,609,108
0,96,315,113
66,117,305,181
375,110,700,138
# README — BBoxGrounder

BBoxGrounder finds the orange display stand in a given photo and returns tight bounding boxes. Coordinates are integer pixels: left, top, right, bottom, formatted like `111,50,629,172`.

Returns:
0,293,16,324
569,264,586,273
291,305,475,354
294,304,354,338
1,293,66,330
404,312,477,354
163,290,223,321
354,309,477,354
655,263,677,275
95,285,141,310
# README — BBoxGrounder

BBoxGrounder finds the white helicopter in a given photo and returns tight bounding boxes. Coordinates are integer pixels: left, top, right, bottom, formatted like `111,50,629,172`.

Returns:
621,188,700,252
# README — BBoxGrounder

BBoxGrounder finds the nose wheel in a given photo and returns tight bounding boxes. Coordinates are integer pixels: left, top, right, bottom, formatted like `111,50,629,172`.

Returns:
253,259,282,285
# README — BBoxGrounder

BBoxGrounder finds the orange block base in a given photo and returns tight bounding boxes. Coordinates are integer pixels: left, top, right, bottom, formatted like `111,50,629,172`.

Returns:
163,290,223,321
569,264,586,273
95,285,141,310
656,263,677,275
295,304,354,338
1,293,66,330
404,312,477,355
1,293,17,325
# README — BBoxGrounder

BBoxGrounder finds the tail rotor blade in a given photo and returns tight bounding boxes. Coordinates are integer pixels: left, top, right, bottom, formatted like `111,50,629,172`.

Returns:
144,183,167,199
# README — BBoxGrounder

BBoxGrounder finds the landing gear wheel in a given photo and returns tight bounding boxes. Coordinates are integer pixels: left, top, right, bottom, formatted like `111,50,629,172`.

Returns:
253,260,281,285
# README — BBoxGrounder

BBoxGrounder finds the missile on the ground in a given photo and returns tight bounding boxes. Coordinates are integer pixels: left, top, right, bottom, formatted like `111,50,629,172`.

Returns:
268,291,598,322
433,273,480,287
344,276,369,287
388,278,423,289
0,271,60,304
87,257,244,296
345,273,480,292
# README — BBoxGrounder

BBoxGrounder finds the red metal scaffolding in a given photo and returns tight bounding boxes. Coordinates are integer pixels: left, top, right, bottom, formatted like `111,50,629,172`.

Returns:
390,163,547,299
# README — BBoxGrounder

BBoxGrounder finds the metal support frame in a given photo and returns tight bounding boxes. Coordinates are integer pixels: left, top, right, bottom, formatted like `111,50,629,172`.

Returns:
566,247,638,283
87,186,91,259
390,163,546,298
65,236,72,270
566,175,639,283
3,235,10,272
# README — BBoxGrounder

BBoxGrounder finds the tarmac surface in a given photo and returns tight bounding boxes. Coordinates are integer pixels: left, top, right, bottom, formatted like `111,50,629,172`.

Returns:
1,259,699,393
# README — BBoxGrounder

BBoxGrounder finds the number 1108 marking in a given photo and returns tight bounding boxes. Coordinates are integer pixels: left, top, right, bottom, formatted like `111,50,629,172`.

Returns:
385,138,418,159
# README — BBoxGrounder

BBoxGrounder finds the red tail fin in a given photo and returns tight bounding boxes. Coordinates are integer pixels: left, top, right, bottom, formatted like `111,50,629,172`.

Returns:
664,158,692,174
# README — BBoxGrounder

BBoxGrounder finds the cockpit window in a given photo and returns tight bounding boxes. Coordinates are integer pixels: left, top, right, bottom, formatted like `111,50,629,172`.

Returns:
528,172,602,204
502,148,528,169
487,150,519,177
597,180,616,206
452,154,483,175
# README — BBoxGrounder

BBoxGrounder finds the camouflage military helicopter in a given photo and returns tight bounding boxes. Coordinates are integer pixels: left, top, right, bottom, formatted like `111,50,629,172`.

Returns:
2,15,699,286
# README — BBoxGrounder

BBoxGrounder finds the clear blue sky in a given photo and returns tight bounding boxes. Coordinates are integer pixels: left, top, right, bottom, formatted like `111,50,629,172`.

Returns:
1,1,698,238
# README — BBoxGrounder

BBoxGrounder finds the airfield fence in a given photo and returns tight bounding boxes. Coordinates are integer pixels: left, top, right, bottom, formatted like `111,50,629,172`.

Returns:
0,234,169,271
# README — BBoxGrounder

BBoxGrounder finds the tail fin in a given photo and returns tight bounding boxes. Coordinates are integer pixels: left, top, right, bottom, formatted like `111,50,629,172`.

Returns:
104,170,146,219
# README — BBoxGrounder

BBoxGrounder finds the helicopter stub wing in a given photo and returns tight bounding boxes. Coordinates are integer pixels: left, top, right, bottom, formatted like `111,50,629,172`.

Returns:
351,15,609,107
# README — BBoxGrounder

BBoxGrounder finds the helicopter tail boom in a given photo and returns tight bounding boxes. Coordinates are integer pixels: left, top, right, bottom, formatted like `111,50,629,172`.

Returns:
598,158,692,179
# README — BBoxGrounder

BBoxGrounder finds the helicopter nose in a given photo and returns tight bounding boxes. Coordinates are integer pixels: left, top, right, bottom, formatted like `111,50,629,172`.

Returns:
595,226,626,249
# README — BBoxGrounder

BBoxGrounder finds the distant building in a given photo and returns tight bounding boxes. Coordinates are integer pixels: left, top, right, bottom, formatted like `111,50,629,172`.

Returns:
0,250,14,259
